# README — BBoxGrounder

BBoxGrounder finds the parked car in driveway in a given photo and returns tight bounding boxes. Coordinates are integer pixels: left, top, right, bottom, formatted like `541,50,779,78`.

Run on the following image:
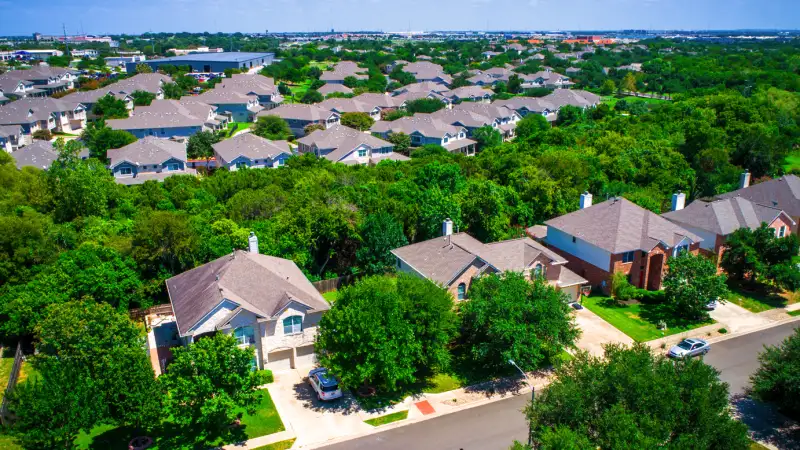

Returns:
308,367,343,401
668,338,710,358
705,298,718,310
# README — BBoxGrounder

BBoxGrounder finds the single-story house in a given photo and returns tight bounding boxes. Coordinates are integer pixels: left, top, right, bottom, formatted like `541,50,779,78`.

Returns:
212,132,292,171
106,99,228,139
259,104,340,137
107,136,196,185
297,124,408,165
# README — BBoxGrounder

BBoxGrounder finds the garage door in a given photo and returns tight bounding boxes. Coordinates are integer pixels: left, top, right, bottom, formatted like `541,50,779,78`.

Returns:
266,349,293,371
294,345,317,369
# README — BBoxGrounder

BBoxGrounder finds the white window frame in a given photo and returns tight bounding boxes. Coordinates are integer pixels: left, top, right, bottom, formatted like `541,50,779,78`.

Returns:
778,225,787,238
119,167,132,176
234,326,255,346
283,315,303,335
357,148,368,158
622,251,635,263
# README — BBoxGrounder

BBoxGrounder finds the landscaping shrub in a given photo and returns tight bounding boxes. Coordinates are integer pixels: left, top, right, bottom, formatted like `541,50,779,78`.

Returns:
32,129,52,141
718,328,728,334
259,369,274,384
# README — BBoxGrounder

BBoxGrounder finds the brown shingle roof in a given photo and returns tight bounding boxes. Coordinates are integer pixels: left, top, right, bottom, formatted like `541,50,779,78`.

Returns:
716,175,800,218
663,197,793,236
545,198,702,253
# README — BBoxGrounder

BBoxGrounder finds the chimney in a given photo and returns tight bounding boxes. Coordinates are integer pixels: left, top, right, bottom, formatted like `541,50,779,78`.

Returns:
442,218,453,237
248,231,259,254
671,191,686,211
580,192,593,209
740,171,751,189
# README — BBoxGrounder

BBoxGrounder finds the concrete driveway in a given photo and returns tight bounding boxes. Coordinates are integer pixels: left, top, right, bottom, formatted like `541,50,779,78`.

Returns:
709,302,774,334
573,306,634,356
267,368,373,448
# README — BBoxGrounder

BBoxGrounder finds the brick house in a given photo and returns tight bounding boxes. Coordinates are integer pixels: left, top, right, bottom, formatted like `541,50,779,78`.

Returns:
662,191,795,266
540,194,702,291
164,235,330,371
716,173,800,234
391,219,588,302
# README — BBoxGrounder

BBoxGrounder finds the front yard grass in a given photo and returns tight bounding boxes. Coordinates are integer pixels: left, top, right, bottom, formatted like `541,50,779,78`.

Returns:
0,356,13,403
252,438,296,450
422,373,464,394
582,296,713,342
225,122,252,138
784,150,800,172
364,410,408,427
0,433,22,450
725,285,793,313
75,389,284,449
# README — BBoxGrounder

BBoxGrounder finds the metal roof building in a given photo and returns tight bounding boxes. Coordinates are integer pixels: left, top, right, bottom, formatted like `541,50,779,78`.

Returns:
126,52,274,74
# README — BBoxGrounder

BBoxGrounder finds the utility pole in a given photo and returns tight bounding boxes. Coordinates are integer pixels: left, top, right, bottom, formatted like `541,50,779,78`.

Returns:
62,23,70,57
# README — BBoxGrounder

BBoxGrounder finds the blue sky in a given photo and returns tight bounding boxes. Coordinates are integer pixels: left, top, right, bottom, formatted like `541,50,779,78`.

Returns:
3,0,797,36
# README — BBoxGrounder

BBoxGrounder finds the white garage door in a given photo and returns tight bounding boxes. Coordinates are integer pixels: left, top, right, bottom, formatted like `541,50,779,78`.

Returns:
266,349,293,371
294,345,317,369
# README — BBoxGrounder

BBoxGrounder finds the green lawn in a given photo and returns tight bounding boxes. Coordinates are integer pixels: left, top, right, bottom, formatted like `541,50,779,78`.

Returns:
0,356,13,403
75,390,284,449
364,410,408,427
725,285,791,313
285,80,313,104
0,433,22,450
788,310,800,317
226,122,252,137
252,438,296,450
582,296,714,342
322,290,339,303
784,150,800,172
422,373,464,394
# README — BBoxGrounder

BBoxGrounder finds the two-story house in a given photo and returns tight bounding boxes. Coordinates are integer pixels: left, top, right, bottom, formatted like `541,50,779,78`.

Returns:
539,194,702,291
0,76,42,100
212,74,283,110
400,61,452,85
165,238,330,371
297,124,408,165
107,136,195,184
392,219,587,302
319,98,384,122
0,66,79,97
434,102,521,140
0,125,22,152
715,173,800,234
370,114,477,155
260,104,341,137
191,90,263,122
0,97,87,145
320,61,368,85
212,132,292,170
663,189,796,263
106,99,228,139
11,139,59,170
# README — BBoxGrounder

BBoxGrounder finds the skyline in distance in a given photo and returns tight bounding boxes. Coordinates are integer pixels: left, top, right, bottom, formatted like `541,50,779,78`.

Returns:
2,0,799,37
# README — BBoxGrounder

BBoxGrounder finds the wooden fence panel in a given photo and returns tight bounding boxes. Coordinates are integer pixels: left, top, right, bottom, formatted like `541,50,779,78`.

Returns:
0,342,24,426
312,274,361,293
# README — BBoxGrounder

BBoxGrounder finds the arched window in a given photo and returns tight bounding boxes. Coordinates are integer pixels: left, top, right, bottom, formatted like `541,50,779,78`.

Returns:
283,316,303,335
457,283,467,301
532,264,546,280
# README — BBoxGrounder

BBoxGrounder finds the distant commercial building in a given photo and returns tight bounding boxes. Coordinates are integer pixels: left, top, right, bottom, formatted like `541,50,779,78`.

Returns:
126,52,274,74
167,47,224,56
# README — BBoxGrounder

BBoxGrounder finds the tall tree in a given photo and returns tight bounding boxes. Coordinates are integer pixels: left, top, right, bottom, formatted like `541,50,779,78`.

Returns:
751,328,800,421
80,119,137,160
187,130,222,159
92,94,130,119
131,90,156,106
663,252,728,321
355,212,408,274
524,344,750,450
252,115,292,140
472,125,503,149
340,112,375,131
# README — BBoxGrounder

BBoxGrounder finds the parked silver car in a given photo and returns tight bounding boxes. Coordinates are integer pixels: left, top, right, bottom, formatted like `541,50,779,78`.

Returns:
668,338,710,358
308,367,343,401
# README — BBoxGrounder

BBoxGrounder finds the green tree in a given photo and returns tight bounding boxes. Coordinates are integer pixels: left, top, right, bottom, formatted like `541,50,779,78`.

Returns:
252,115,292,140
721,224,800,288
556,105,583,126
340,112,374,131
131,90,156,106
31,129,52,141
405,98,445,114
161,82,184,99
132,210,199,275
356,212,408,274
187,130,222,159
316,275,457,391
136,63,153,73
663,252,728,320
600,79,617,95
160,333,264,443
458,179,509,242
751,328,800,420
299,89,323,104
92,94,129,119
514,114,549,141
278,82,291,96
525,344,750,449
48,157,116,222
460,273,579,373
622,72,638,92
46,55,71,67
80,118,137,160
472,125,503,149
303,123,325,135
387,132,411,153
508,74,523,94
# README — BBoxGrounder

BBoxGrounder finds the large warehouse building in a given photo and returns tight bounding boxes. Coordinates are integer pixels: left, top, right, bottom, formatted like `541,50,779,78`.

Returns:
126,52,274,74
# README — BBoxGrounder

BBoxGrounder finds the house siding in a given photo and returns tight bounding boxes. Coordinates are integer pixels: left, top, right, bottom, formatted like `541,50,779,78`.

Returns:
546,226,612,272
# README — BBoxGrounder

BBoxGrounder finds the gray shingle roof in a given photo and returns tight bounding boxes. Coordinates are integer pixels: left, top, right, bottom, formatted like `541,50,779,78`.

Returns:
107,136,187,168
318,83,353,95
106,99,213,130
214,74,278,97
0,97,84,125
371,114,464,139
212,132,290,164
106,73,172,95
297,124,394,162
0,124,22,138
259,104,339,122
664,197,794,236
716,175,800,218
545,197,702,254
165,250,329,336
12,140,57,170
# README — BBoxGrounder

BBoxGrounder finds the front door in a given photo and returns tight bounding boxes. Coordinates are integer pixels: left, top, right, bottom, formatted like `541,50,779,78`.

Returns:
647,253,665,290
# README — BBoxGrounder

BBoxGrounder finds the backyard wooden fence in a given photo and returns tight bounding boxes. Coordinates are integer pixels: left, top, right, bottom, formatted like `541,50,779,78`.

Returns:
312,274,361,293
0,342,24,426
129,303,174,321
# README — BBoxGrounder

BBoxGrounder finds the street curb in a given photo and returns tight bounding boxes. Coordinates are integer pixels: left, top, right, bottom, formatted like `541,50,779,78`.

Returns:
706,315,800,345
299,381,549,450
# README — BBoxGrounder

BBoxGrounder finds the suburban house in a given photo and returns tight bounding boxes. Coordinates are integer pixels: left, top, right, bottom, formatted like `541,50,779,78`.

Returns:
212,74,283,109
260,104,341,137
539,195,702,291
392,81,450,97
400,61,452,85
440,86,493,103
164,240,330,371
716,173,800,234
212,132,292,170
0,66,79,97
371,114,477,155
434,102,521,139
106,99,228,139
318,83,353,96
662,191,795,264
106,136,195,185
190,90,263,122
495,89,600,122
320,61,368,85
0,125,22,152
351,93,406,110
297,124,408,165
11,139,59,170
61,73,173,113
319,98,384,121
392,220,588,301
525,69,574,89
0,97,87,145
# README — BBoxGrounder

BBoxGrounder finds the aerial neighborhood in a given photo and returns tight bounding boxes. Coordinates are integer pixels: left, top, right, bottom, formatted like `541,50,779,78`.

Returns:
0,21,799,450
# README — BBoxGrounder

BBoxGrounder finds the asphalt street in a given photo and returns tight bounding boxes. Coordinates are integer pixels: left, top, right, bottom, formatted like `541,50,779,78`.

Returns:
319,321,799,450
